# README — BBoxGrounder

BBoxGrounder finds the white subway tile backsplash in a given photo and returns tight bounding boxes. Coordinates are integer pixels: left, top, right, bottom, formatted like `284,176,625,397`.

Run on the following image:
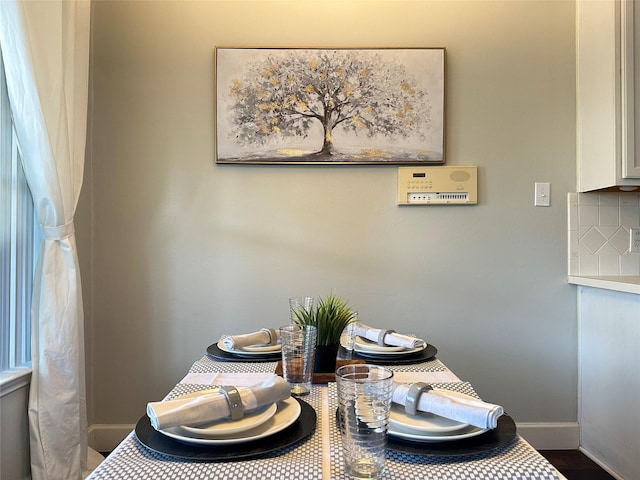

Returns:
610,227,631,254
598,242,620,256
568,193,640,276
621,254,640,275
599,254,620,275
579,204,599,226
599,205,620,225
569,256,579,275
620,205,640,226
578,255,599,275
578,193,599,205
619,195,639,206
581,227,607,254
596,225,619,238
598,194,619,206
568,194,578,231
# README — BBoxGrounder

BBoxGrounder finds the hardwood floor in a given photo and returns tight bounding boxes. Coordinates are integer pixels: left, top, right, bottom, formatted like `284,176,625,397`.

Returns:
538,450,616,480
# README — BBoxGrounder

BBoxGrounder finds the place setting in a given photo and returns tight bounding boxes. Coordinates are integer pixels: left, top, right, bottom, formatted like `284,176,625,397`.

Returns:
385,381,516,457
207,327,282,362
134,375,316,461
340,323,438,364
333,374,516,470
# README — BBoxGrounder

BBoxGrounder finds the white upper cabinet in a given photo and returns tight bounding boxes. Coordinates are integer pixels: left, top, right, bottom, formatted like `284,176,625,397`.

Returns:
577,0,640,192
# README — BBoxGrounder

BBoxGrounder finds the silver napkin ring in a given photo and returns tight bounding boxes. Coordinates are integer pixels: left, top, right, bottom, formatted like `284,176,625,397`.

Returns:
377,329,396,346
405,382,433,416
219,386,244,421
261,328,278,346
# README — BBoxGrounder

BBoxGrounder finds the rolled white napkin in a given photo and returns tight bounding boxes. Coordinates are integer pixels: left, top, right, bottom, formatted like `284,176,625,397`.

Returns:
222,328,280,350
356,323,426,349
146,376,291,430
391,382,504,429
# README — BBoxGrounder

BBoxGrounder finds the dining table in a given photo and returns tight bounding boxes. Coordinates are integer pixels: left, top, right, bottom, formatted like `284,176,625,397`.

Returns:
86,343,567,480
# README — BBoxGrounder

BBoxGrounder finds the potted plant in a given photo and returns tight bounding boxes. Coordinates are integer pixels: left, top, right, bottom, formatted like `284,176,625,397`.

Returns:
291,293,358,372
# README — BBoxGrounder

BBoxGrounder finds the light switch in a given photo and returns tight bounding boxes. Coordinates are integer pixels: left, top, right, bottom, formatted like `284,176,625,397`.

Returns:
534,182,550,207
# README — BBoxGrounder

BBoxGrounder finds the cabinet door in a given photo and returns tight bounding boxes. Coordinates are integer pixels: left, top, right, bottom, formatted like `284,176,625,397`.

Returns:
576,0,620,191
623,0,640,178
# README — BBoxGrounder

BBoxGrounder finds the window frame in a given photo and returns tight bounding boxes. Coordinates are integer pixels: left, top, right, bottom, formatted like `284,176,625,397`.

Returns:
0,46,38,396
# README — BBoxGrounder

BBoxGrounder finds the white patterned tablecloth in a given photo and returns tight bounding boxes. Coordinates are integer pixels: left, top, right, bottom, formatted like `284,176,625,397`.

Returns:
86,354,563,480
87,383,324,480
327,382,560,480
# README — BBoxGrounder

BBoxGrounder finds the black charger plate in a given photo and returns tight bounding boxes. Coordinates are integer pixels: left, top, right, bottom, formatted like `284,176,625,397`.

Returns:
387,414,517,457
207,342,282,362
135,398,316,461
335,410,515,458
348,343,438,365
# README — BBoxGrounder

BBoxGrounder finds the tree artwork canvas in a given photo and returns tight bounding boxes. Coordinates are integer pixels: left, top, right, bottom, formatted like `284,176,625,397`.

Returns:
214,48,445,165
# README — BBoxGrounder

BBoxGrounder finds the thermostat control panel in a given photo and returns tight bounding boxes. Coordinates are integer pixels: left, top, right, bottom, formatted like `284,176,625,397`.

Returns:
397,166,477,205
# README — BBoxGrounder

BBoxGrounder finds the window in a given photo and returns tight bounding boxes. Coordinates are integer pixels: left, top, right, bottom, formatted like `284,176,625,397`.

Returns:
0,46,38,383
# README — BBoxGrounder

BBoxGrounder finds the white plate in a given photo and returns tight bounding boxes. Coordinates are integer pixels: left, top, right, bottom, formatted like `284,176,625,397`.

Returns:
388,423,488,442
389,389,471,434
159,397,301,446
240,342,281,353
169,390,278,438
340,334,424,356
218,339,281,355
353,342,427,358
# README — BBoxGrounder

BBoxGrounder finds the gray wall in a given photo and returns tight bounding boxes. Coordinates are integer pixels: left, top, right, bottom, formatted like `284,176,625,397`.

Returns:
0,384,31,480
84,0,577,425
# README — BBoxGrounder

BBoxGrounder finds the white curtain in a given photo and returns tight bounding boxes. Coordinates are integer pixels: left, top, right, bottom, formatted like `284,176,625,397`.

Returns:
0,1,90,479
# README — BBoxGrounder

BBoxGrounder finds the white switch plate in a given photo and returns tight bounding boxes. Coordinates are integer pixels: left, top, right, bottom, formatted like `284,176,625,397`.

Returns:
630,228,640,253
534,182,550,207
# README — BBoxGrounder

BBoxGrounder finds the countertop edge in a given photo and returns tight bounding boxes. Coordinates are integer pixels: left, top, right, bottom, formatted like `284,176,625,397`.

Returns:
568,275,640,295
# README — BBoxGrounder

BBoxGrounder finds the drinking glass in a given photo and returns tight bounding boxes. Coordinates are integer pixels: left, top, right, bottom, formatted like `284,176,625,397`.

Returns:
336,364,394,479
279,324,317,396
342,314,359,359
289,296,314,323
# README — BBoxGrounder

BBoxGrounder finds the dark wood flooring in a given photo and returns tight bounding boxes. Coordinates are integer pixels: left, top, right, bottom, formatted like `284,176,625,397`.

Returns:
538,450,616,480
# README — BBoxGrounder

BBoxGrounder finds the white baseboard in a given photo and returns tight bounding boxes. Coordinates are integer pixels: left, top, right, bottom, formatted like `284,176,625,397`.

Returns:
514,422,580,450
88,424,135,453
579,447,626,480
88,422,581,453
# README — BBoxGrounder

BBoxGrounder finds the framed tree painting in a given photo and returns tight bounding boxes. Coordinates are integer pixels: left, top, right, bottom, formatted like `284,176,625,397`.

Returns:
214,47,445,165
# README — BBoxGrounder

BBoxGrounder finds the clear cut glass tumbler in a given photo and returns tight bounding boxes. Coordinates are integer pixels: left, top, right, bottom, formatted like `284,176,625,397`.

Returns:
279,324,317,396
342,313,359,359
288,296,314,323
336,364,394,479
